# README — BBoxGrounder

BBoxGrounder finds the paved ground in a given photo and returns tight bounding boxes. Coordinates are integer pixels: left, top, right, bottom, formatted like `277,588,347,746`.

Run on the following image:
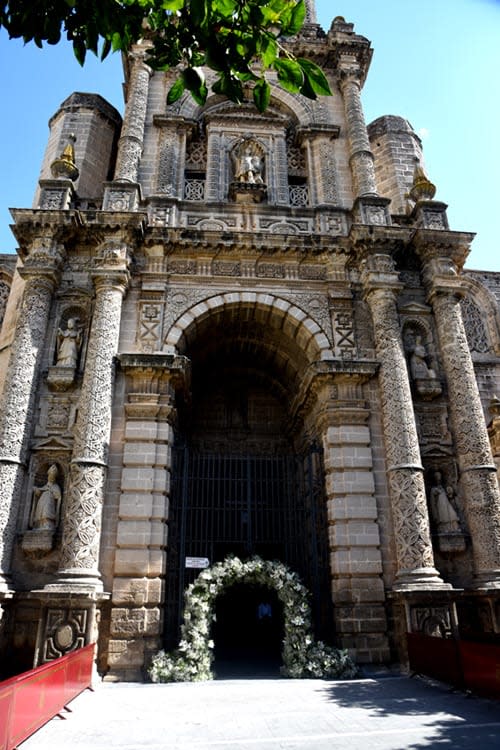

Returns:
20,672,500,750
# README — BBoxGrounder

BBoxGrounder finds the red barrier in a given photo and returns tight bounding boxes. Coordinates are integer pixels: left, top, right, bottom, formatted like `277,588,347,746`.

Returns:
0,643,94,750
407,632,463,687
407,633,500,698
460,640,500,697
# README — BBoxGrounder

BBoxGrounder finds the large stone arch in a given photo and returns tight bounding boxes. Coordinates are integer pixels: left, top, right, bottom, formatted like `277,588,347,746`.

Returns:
149,556,356,682
163,291,333,368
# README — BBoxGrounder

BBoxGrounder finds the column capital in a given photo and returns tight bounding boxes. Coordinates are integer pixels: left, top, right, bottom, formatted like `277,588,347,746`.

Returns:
412,228,474,274
296,124,340,144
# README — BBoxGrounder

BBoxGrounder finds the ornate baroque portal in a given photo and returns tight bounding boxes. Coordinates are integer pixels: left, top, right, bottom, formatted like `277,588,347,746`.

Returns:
0,4,500,681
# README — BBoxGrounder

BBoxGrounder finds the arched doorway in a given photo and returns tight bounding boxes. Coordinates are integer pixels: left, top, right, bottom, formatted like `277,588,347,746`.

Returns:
214,582,283,676
164,298,333,657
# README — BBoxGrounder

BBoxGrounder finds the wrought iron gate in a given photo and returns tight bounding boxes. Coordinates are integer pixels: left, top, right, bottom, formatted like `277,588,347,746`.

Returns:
164,445,331,648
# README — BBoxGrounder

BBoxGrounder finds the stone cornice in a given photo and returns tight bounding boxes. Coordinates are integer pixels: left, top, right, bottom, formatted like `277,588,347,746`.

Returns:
411,228,475,272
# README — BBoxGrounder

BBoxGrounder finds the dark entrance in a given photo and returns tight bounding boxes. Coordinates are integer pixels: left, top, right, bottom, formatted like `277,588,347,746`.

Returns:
164,308,333,663
164,445,331,651
213,583,283,677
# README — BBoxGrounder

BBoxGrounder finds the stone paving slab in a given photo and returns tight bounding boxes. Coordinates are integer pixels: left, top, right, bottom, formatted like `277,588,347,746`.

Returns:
20,675,500,750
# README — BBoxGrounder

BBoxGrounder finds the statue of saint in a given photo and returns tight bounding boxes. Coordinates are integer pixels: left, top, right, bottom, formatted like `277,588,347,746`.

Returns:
428,472,461,534
30,464,62,531
56,318,82,368
410,336,436,380
233,141,264,185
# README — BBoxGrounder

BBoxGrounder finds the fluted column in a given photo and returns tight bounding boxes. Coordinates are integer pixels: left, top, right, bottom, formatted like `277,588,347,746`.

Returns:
48,244,130,592
423,252,500,587
339,70,377,198
114,52,152,182
361,253,446,590
0,238,64,591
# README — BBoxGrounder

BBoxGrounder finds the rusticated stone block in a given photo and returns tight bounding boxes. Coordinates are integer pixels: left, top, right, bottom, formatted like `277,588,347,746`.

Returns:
110,606,161,637
112,577,164,606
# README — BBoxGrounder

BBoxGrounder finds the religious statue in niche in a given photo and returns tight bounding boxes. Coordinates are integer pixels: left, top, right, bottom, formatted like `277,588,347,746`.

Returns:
56,318,82,369
407,333,442,399
427,471,466,553
229,139,267,203
29,464,62,531
22,464,63,555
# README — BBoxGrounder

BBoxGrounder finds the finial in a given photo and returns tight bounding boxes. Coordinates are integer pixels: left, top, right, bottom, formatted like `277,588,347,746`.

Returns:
408,163,436,203
50,133,79,182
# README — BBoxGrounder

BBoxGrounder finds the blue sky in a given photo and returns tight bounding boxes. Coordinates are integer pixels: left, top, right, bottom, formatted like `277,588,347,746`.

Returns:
0,0,498,271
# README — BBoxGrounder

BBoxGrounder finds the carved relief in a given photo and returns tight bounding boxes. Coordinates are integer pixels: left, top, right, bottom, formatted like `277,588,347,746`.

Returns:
461,295,491,354
138,302,164,353
332,310,356,358
42,608,88,661
157,130,177,196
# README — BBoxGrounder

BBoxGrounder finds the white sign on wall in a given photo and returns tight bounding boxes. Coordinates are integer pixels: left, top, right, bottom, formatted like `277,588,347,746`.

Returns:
185,556,210,569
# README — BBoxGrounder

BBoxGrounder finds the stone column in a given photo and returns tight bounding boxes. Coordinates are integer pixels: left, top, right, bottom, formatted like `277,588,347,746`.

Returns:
361,252,446,590
0,238,64,591
114,52,151,183
339,69,377,198
47,243,130,592
422,249,500,587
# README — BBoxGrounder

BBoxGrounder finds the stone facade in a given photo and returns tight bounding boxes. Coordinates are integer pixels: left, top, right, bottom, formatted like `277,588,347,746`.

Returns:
1,9,500,681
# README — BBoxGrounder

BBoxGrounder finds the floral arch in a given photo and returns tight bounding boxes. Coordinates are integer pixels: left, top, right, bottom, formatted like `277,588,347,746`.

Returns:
149,557,356,682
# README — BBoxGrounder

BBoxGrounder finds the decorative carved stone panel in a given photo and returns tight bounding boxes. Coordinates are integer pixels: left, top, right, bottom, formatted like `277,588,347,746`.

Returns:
138,301,164,353
461,295,491,354
41,607,88,661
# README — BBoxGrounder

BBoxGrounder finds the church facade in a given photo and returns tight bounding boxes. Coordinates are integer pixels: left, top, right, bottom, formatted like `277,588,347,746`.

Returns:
1,5,500,681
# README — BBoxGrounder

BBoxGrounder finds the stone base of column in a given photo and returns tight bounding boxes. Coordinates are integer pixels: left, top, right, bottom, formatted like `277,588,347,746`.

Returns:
393,566,453,592
353,195,391,226
43,568,105,595
0,574,14,595
470,571,500,590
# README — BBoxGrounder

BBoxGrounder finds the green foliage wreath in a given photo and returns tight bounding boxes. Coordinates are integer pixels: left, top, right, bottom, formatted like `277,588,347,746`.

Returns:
149,556,357,682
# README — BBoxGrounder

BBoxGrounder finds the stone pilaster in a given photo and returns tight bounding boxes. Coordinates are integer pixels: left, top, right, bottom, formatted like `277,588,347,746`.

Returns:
309,369,390,662
361,251,446,590
47,243,131,592
420,243,500,588
153,116,196,199
114,52,152,183
339,70,377,199
108,354,189,680
0,237,64,591
297,126,340,206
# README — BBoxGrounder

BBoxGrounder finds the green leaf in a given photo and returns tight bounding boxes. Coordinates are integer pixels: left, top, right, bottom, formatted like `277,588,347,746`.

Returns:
182,66,208,104
253,78,271,112
297,58,332,96
162,0,185,9
167,76,186,104
189,0,208,28
73,38,86,65
258,34,278,69
215,0,238,17
274,57,303,93
281,0,306,36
